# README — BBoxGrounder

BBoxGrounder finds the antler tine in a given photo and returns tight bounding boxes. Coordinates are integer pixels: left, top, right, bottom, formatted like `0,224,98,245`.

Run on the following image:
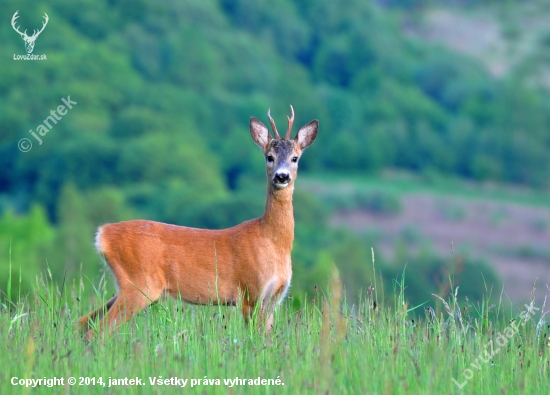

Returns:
267,108,281,139
11,11,25,37
285,105,295,139
11,11,19,25
40,14,49,31
32,13,49,38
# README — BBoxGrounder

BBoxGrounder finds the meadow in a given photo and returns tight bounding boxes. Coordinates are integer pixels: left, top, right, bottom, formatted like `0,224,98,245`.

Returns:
1,262,549,394
2,0,550,334
2,0,550,393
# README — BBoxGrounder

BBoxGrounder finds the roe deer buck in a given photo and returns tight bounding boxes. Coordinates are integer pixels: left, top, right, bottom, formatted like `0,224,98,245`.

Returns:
78,106,318,338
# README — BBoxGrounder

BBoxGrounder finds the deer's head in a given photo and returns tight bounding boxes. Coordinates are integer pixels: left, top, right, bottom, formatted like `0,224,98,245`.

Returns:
11,11,49,54
250,106,318,190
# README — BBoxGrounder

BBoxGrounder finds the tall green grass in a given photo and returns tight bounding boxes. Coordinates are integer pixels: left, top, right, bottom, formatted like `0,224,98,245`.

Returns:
1,268,549,394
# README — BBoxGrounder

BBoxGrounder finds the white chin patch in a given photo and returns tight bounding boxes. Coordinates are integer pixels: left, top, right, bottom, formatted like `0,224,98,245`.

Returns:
274,182,289,189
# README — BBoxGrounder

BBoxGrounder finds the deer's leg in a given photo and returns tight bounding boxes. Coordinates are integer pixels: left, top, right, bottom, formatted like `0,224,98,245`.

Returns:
260,297,277,333
107,289,149,329
84,285,159,340
239,295,278,332
260,281,289,332
78,294,118,333
265,312,274,333
241,299,254,324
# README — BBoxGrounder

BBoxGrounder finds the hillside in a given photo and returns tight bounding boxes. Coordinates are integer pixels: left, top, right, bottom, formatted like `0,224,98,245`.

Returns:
1,0,549,306
403,0,550,84
303,173,550,303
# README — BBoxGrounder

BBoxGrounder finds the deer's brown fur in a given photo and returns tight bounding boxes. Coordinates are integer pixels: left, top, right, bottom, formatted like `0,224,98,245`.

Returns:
78,106,318,338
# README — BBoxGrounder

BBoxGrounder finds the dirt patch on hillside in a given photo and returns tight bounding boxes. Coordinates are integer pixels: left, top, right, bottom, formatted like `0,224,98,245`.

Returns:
408,10,509,76
403,7,549,80
331,194,550,303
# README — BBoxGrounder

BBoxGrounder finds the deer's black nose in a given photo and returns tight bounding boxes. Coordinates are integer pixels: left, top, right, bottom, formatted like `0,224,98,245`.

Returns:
274,172,290,183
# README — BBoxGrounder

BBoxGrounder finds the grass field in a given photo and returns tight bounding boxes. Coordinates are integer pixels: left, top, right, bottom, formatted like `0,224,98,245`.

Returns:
1,264,549,395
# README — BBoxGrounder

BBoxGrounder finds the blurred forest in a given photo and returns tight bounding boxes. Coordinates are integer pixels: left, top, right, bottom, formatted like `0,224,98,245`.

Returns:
2,0,549,308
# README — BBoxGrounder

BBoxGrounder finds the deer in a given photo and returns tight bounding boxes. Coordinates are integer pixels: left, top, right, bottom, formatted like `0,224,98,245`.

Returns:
78,106,318,338
11,11,49,54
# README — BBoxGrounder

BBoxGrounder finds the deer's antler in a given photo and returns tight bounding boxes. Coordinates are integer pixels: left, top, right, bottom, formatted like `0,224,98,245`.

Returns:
31,13,49,39
267,108,281,139
285,105,294,140
11,11,27,38
11,12,49,40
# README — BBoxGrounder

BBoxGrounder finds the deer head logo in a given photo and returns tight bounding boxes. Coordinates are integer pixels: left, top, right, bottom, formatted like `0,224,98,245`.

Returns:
11,11,49,54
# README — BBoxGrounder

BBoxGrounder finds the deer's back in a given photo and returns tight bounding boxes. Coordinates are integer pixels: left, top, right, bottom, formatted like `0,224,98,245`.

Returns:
96,219,291,304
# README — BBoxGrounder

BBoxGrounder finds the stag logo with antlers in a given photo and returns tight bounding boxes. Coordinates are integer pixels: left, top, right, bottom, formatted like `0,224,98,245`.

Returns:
11,11,48,54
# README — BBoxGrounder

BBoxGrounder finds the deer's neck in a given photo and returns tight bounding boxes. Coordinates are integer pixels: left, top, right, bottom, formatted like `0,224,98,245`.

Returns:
260,184,295,250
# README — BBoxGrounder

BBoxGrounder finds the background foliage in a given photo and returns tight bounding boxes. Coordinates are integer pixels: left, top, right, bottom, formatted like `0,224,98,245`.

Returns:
5,0,550,307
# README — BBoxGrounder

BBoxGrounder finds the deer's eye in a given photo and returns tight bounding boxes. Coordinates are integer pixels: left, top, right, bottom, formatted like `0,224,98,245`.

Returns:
267,155,274,163
292,156,298,163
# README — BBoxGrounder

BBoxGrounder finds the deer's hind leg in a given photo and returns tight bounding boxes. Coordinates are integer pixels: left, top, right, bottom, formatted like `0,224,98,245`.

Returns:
83,285,159,340
82,256,164,339
104,287,152,330
78,294,118,333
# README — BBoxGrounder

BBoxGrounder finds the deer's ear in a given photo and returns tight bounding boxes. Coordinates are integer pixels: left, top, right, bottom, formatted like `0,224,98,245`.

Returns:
294,120,318,150
250,117,271,149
